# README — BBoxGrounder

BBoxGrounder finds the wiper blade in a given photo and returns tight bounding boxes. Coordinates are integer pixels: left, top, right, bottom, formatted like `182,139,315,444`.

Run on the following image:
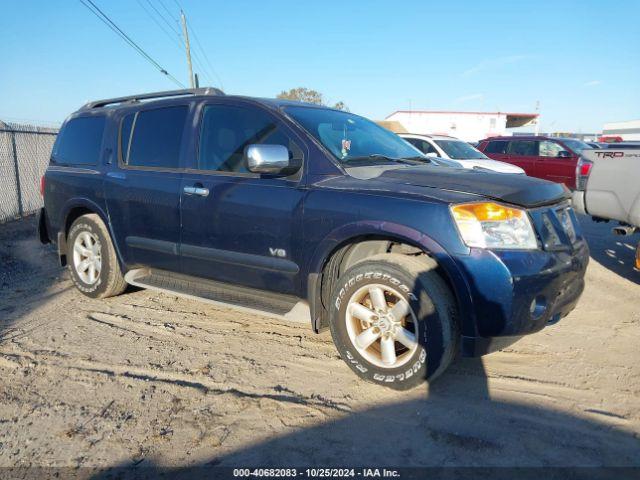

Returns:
343,154,426,165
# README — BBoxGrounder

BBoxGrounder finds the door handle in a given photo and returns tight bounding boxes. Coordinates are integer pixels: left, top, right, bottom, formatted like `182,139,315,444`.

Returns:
183,186,210,197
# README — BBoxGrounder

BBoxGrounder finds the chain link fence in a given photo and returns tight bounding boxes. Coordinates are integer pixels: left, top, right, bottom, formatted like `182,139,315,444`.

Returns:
0,121,59,223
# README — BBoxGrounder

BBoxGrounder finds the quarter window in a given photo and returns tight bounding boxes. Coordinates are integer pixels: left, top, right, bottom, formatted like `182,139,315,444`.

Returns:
53,116,106,165
121,106,188,169
198,104,302,173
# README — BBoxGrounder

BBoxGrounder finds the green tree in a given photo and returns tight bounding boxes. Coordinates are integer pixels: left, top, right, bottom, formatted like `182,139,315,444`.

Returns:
277,87,348,111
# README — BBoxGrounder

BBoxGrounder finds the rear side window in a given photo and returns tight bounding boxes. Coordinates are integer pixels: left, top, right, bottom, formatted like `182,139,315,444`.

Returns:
121,106,188,169
53,116,106,165
508,140,538,156
484,140,508,154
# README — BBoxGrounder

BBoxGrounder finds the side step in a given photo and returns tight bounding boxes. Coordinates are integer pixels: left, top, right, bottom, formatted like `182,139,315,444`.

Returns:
124,268,311,324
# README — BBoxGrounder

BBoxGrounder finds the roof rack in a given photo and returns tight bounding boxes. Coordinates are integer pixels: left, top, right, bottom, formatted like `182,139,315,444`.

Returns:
81,87,225,110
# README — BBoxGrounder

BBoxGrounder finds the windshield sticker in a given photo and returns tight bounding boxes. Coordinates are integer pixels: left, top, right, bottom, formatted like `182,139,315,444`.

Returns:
341,139,351,158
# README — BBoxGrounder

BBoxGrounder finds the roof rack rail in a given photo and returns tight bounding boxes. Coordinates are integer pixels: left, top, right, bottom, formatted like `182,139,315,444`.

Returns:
81,87,225,110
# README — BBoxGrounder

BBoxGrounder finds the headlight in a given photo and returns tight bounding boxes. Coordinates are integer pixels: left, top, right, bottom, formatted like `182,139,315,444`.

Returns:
451,202,538,250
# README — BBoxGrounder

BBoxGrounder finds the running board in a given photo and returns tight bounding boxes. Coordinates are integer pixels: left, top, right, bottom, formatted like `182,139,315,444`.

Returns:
124,268,311,324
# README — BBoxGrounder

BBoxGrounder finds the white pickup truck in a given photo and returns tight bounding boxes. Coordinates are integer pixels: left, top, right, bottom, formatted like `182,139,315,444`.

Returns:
572,148,640,268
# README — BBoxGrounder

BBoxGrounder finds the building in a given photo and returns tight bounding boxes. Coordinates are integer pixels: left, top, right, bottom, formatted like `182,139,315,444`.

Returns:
384,110,539,142
602,119,640,141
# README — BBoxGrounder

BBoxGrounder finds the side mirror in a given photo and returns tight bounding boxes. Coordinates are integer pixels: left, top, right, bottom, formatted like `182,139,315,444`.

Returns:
557,150,572,158
426,152,438,157
245,144,291,174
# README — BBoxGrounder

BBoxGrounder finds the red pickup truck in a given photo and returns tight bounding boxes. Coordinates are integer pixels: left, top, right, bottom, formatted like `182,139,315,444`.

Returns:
477,136,593,189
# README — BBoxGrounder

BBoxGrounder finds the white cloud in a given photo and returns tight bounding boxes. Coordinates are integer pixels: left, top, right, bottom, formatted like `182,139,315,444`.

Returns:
462,55,528,77
453,93,484,104
583,80,602,87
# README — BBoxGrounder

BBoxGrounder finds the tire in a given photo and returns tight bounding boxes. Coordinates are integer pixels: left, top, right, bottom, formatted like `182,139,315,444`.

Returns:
66,214,127,299
329,253,458,390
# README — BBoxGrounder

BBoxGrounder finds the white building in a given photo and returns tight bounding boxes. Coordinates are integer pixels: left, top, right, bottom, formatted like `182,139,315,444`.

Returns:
384,110,539,142
602,119,640,141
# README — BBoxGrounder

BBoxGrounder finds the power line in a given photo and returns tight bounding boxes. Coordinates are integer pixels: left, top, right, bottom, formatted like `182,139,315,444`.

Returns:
144,0,182,38
78,0,185,88
135,0,184,52
186,18,225,90
157,0,180,23
149,0,224,89
136,0,216,87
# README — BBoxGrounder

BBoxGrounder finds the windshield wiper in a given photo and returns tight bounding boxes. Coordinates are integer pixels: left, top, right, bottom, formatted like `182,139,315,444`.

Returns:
343,154,427,165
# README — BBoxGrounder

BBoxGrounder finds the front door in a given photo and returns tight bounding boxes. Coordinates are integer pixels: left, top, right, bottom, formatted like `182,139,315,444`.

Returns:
537,140,578,188
104,104,189,272
179,101,306,295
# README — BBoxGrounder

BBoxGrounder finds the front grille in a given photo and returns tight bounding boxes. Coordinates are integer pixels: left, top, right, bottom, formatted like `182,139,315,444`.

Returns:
556,206,577,243
531,203,580,250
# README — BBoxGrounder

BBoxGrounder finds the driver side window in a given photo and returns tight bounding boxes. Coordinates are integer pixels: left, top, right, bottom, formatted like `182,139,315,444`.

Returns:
198,104,302,173
539,141,564,157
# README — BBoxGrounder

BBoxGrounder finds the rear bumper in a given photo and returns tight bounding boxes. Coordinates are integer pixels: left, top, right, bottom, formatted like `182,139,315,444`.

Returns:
455,240,589,357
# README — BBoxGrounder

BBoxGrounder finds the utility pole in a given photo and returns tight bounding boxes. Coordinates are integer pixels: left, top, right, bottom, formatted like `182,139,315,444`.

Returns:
534,100,540,136
180,10,195,88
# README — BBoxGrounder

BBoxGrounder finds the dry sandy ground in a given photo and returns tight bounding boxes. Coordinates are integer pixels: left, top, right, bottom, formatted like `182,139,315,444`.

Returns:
0,215,638,473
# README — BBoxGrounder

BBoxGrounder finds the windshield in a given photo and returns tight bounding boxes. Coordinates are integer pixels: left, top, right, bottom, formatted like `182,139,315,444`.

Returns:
434,140,488,160
284,106,425,165
560,139,593,153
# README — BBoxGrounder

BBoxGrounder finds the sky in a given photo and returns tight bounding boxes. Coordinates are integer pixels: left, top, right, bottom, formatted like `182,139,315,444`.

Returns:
1,0,639,132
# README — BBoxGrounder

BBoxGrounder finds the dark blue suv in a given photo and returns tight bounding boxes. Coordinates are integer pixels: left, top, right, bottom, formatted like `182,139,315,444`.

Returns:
39,88,588,389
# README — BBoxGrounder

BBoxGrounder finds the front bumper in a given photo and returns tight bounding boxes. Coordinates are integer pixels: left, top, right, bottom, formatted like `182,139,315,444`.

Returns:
455,240,589,357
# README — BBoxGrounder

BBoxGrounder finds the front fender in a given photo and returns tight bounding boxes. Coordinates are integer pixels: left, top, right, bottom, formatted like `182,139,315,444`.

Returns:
306,221,477,337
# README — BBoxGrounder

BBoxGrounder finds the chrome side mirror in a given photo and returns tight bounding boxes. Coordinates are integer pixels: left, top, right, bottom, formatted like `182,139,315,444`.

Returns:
245,144,291,174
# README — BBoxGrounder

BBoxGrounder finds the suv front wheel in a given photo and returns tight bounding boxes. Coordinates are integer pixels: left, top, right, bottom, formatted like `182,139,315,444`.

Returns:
329,253,458,390
67,214,127,299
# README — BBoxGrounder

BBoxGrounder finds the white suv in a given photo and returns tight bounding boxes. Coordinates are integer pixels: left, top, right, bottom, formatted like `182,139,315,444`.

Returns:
400,133,525,174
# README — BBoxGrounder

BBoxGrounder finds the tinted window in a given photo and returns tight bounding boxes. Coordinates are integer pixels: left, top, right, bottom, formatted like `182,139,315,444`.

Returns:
508,140,538,156
54,116,105,165
198,105,302,173
124,106,188,168
484,140,508,154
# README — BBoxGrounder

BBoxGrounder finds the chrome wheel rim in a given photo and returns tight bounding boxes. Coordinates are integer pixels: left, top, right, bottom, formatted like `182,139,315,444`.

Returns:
73,231,102,285
345,284,419,369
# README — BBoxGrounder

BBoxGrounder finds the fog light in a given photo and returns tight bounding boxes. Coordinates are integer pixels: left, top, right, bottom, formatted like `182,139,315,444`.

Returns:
530,296,547,320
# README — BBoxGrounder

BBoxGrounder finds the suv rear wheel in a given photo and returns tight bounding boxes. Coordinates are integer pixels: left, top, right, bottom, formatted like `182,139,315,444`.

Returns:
329,253,458,390
67,214,127,298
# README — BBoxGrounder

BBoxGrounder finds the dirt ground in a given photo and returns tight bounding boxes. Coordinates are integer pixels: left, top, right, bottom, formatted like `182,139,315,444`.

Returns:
0,214,638,472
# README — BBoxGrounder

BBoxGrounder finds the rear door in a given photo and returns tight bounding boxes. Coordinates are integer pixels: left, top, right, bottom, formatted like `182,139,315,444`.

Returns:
537,140,578,188
104,104,189,272
505,140,538,176
179,101,307,295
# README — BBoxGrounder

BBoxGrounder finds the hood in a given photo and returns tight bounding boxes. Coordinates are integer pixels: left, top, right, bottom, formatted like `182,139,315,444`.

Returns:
456,159,526,174
346,165,569,208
